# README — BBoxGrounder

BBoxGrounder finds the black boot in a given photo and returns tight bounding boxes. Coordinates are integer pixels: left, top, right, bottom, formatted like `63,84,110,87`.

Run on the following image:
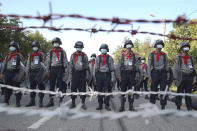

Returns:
187,106,192,111
39,99,43,108
161,105,165,110
96,104,103,110
105,105,111,111
81,103,87,110
26,98,35,107
119,96,125,112
16,101,21,107
69,99,76,109
81,99,87,110
129,102,135,111
4,97,9,105
177,106,181,110
45,98,54,107
59,97,63,107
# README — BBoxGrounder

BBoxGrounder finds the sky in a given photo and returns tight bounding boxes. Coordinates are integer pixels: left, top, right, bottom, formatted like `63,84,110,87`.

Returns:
1,0,197,58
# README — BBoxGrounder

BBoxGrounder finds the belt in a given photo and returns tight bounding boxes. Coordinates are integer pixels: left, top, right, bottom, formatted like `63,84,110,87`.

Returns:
152,69,166,73
96,72,111,75
182,72,194,77
51,66,63,69
30,68,40,72
121,70,135,74
5,69,19,73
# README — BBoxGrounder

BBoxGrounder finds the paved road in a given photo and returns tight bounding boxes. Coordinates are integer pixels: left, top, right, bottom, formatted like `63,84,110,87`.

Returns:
0,90,197,131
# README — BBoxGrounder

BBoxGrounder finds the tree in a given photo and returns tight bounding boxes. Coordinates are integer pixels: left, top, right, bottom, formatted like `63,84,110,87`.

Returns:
165,19,197,67
112,37,153,64
0,3,52,59
22,31,53,58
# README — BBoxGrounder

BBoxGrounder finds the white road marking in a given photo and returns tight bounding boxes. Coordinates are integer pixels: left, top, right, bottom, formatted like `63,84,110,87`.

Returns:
28,99,71,129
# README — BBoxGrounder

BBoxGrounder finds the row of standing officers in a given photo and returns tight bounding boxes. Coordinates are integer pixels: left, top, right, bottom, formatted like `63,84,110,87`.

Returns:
0,38,196,111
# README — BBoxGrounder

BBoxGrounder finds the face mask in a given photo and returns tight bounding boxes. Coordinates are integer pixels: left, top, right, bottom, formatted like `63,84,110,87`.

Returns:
100,49,107,54
53,43,60,47
141,60,145,63
157,44,163,49
9,46,16,52
76,48,82,52
33,47,39,51
183,47,189,52
126,44,132,49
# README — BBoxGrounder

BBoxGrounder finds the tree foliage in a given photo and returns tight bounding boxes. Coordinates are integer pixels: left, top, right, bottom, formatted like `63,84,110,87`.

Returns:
112,37,153,64
165,19,197,66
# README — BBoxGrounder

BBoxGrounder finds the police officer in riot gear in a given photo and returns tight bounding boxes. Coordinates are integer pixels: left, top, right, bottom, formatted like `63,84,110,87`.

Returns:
45,37,68,107
0,41,24,107
69,41,89,110
148,39,170,110
25,42,45,107
118,40,137,112
173,42,196,111
94,44,115,111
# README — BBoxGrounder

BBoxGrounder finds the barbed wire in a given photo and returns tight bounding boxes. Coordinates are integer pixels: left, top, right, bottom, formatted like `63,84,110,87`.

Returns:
0,84,197,100
1,25,197,41
0,13,197,25
0,102,197,125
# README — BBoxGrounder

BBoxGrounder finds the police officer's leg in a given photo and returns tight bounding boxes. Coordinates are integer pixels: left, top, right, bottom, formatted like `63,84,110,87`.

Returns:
184,76,193,111
70,71,78,108
175,80,184,110
144,78,148,91
26,71,37,107
38,82,45,107
56,68,64,106
79,71,87,109
104,73,111,111
0,80,5,95
128,73,135,111
119,73,127,112
150,72,159,104
159,72,167,109
14,81,21,107
138,80,143,91
96,73,104,110
45,68,56,107
4,72,13,105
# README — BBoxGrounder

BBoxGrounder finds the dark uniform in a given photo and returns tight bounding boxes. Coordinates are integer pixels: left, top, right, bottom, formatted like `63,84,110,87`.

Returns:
94,44,115,111
88,53,96,90
118,40,137,112
0,41,25,107
173,42,196,111
137,57,148,91
69,41,89,110
148,39,170,110
26,42,45,107
45,37,68,107
0,52,4,95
